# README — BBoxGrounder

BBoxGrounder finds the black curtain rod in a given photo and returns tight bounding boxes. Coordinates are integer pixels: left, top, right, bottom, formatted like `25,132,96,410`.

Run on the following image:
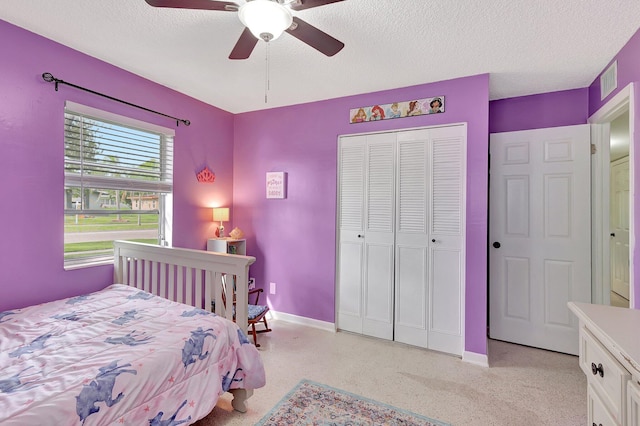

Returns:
42,72,191,127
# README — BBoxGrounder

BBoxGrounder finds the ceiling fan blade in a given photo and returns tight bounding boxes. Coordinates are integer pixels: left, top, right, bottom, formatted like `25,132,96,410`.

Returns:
289,0,345,11
229,27,259,60
145,0,238,11
286,17,344,56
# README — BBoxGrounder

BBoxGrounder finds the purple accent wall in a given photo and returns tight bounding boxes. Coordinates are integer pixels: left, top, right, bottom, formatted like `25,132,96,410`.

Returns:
489,88,589,133
0,20,234,312
588,27,640,309
233,74,490,355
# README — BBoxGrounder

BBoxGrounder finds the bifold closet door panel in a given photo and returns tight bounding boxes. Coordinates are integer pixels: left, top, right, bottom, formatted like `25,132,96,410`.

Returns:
337,133,395,340
394,130,430,348
427,126,465,356
337,135,366,334
361,133,396,340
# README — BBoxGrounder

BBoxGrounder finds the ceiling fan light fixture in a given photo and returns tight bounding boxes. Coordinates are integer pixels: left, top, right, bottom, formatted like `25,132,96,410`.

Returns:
239,0,293,42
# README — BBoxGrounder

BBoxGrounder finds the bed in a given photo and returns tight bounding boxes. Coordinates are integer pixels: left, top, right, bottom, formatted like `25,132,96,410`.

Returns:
0,241,265,425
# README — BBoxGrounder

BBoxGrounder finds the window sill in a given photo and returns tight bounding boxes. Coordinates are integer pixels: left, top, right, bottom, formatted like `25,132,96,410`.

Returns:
64,257,113,271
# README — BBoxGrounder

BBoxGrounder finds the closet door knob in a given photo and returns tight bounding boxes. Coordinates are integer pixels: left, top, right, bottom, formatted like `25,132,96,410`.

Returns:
357,234,364,238
432,239,436,243
591,362,604,377
493,242,501,248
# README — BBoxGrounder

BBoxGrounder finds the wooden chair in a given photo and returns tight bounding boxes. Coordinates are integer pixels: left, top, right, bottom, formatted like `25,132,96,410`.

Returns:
244,288,272,347
216,277,272,347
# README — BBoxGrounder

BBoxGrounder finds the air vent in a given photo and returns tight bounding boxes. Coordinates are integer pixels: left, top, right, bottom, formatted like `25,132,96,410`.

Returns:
600,61,618,101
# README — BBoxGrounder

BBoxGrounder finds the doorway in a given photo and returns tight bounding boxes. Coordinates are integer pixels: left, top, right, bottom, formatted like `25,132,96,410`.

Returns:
488,125,591,355
590,83,635,309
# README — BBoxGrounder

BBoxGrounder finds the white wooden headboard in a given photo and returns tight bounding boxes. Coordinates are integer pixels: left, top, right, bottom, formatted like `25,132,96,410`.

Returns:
113,240,256,332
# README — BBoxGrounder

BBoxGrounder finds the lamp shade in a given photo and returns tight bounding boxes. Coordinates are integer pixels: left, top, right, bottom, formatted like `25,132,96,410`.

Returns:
213,207,229,222
239,0,293,42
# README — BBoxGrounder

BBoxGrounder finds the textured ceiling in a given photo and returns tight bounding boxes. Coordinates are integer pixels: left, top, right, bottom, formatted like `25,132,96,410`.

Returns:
2,0,640,113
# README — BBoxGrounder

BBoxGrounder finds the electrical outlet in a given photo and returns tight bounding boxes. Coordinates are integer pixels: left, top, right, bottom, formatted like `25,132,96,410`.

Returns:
248,278,256,290
269,282,276,294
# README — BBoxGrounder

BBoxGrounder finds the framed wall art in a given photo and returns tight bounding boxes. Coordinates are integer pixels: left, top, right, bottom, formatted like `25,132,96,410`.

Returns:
349,96,445,124
266,172,287,199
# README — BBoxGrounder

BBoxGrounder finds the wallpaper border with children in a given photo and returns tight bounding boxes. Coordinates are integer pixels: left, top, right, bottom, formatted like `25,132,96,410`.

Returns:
349,96,445,123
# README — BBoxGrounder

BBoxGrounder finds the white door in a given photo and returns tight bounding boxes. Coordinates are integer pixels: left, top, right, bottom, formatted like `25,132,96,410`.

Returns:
610,157,630,300
337,135,366,335
489,125,591,355
427,126,465,355
394,125,465,355
337,133,395,340
362,133,396,339
394,129,430,347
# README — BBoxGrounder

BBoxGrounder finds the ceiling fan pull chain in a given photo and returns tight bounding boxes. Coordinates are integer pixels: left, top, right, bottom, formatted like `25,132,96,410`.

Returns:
264,42,271,103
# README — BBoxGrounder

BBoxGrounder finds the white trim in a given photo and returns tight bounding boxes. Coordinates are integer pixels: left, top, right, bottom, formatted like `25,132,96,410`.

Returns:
336,121,469,139
64,257,113,271
65,101,176,136
590,123,612,306
460,123,467,356
462,351,489,367
162,193,173,247
269,310,337,332
589,83,635,308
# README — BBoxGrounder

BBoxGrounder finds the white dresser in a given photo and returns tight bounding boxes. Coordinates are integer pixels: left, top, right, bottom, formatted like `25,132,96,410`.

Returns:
568,302,640,426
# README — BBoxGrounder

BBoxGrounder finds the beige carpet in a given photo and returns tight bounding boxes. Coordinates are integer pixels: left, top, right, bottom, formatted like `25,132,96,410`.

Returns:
194,321,587,425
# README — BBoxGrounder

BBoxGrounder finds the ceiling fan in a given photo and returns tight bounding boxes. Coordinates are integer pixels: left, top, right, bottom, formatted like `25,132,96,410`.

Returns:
145,0,346,60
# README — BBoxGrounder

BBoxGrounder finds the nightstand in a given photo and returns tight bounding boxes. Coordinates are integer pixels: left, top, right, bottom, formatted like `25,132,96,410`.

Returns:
207,238,246,255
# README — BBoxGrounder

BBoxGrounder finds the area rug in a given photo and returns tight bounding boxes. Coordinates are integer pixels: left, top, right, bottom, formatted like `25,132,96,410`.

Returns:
256,379,450,425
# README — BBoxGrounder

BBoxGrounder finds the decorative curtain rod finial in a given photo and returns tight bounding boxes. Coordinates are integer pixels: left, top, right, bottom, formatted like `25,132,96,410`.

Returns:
42,72,61,91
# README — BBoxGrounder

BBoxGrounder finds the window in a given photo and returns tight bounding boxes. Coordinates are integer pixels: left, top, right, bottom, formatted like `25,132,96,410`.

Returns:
64,102,174,268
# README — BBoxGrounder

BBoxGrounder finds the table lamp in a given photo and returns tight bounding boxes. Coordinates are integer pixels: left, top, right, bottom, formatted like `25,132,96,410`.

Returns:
213,207,229,238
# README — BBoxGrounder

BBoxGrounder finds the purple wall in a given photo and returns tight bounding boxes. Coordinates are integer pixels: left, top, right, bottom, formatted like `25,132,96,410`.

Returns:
233,74,490,355
0,20,234,312
489,88,588,133
588,27,640,309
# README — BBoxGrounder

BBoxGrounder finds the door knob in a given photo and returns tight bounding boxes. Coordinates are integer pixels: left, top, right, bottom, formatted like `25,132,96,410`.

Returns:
357,234,364,238
591,362,604,377
432,239,436,243
610,233,616,237
493,242,501,249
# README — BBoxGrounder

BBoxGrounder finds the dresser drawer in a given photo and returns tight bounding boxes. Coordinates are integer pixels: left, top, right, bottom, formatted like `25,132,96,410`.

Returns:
580,327,631,424
589,384,620,426
629,380,640,426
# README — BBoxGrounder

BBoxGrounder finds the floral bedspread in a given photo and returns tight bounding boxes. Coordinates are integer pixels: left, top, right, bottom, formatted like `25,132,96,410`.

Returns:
0,284,266,425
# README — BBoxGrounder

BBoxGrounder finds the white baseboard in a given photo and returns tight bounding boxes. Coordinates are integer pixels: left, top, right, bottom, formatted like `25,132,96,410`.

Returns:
269,310,336,333
268,312,489,367
462,350,489,367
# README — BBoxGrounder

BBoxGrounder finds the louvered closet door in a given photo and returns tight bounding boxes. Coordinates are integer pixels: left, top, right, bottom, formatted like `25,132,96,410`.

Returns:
394,129,430,347
427,125,465,355
394,125,465,355
337,133,395,340
337,135,366,334
361,133,396,340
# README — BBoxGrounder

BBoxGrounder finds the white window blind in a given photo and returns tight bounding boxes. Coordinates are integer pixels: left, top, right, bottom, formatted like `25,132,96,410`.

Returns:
63,102,174,268
64,110,173,206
